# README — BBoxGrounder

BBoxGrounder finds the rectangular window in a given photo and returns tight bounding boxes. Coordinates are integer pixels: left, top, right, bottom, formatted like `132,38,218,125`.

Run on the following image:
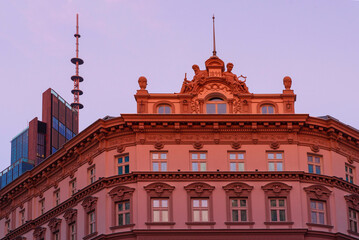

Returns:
310,200,326,224
88,167,96,184
20,210,25,225
5,220,10,234
40,198,45,215
191,152,207,171
228,152,245,171
230,198,248,222
70,179,77,196
192,198,209,222
89,211,96,234
59,122,66,136
117,201,130,226
346,165,355,184
54,232,60,240
267,152,283,171
52,116,59,131
151,152,167,171
54,190,60,206
308,155,322,174
349,208,359,233
269,198,286,222
117,155,129,175
70,223,76,240
152,199,169,222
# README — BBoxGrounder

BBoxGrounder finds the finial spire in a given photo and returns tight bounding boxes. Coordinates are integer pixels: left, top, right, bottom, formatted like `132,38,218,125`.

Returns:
71,13,84,116
212,15,217,56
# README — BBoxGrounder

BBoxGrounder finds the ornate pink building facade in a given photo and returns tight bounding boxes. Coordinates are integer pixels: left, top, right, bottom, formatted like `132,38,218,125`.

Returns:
1,55,359,240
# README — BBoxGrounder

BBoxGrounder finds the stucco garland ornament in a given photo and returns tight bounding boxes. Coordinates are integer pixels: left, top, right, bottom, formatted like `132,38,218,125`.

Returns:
314,188,323,197
272,185,282,193
231,142,241,150
193,142,203,150
154,142,164,150
310,145,320,153
270,142,280,150
194,184,204,193
154,184,164,193
117,145,126,153
233,185,243,194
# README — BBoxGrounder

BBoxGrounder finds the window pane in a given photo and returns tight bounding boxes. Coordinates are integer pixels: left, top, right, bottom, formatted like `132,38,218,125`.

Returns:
125,213,130,225
268,106,274,114
118,213,123,225
310,201,316,209
308,164,314,173
153,211,160,222
192,162,198,171
238,154,244,159
206,104,216,114
315,166,321,174
162,210,168,222
125,156,129,162
279,210,286,221
268,162,275,171
201,199,208,207
232,210,239,221
193,200,200,207
262,107,267,114
152,154,159,159
238,163,245,171
118,166,123,175
308,156,313,162
318,212,325,224
240,210,247,222
229,154,236,160
230,162,236,171
268,153,274,159
125,202,130,210
200,154,206,159
231,199,238,207
317,202,324,210
118,203,123,211
161,162,167,171
270,200,276,207
311,212,317,223
315,157,320,163
240,199,247,207
276,153,283,159
153,200,160,207
160,153,167,159
124,165,129,174
200,163,206,171
118,157,123,163
271,210,277,221
279,199,285,207
202,210,209,221
193,210,200,221
277,162,283,171
192,154,198,160
153,162,159,171
217,104,227,114
162,200,168,207
164,106,171,114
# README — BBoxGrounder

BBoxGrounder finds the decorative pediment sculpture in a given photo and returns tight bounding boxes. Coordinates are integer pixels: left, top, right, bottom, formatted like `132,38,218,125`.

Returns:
304,185,331,200
33,227,46,240
108,186,135,202
144,182,175,197
262,182,292,196
64,209,78,224
184,182,215,197
345,194,359,211
223,182,253,196
48,218,62,233
81,196,98,213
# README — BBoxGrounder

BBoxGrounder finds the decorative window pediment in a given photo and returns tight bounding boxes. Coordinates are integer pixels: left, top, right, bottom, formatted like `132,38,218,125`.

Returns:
109,186,135,202
261,182,292,197
223,182,253,197
144,182,175,198
345,194,359,211
304,184,331,200
81,196,98,213
33,227,46,240
184,182,215,197
48,218,62,233
64,208,78,224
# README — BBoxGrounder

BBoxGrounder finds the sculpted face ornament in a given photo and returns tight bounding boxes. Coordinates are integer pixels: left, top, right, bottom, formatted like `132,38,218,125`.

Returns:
138,76,147,90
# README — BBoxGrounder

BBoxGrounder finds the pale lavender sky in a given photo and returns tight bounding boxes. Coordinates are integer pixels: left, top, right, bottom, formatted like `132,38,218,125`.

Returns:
0,0,359,171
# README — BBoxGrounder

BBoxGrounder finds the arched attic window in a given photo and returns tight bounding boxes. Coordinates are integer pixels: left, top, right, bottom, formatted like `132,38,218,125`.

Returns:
261,104,275,114
157,104,171,114
206,97,227,114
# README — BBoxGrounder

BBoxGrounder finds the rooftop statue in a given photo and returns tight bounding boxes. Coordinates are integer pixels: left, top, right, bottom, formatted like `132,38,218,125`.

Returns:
223,63,249,93
180,65,208,93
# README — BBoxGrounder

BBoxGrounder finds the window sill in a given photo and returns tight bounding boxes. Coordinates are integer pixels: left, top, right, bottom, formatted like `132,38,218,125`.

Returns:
185,221,216,226
264,221,294,225
348,230,359,237
83,231,98,240
110,224,135,230
145,222,175,226
306,223,333,229
225,221,255,225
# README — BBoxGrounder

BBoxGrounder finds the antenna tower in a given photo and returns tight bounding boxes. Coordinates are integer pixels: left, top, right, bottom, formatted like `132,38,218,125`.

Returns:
71,14,84,113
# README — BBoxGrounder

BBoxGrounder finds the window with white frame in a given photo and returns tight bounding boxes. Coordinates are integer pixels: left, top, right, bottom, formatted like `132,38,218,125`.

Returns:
40,198,45,215
117,155,129,175
54,190,60,206
5,219,10,234
70,179,77,196
69,223,76,240
267,152,283,171
191,152,207,171
346,164,355,184
228,152,245,171
230,198,248,222
308,154,322,174
310,200,326,225
269,198,287,222
152,198,169,222
20,209,25,225
192,198,209,222
117,201,131,226
151,152,167,171
88,166,96,184
89,211,96,234
349,208,359,233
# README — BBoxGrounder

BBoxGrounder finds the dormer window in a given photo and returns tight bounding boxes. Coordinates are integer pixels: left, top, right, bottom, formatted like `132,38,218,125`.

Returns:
158,104,171,114
261,105,274,114
206,98,226,114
